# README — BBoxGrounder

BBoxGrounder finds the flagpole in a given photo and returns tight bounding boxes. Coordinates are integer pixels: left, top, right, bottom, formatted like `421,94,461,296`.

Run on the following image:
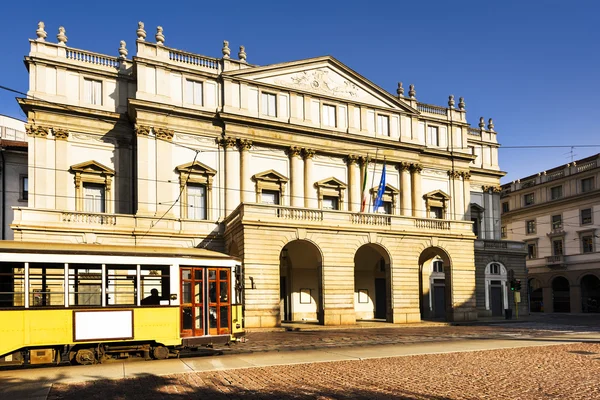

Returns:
367,148,379,213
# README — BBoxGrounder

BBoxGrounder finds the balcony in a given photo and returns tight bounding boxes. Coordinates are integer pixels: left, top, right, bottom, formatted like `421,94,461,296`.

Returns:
225,203,474,237
546,255,566,268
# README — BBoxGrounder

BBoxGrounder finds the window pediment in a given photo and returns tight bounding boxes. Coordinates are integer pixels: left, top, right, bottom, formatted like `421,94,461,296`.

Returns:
175,161,216,176
315,177,347,190
369,183,398,195
424,190,450,200
252,169,289,184
470,203,485,213
70,160,114,176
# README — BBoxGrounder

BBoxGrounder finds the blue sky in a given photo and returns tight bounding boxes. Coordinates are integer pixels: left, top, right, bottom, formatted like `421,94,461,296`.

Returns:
1,0,598,183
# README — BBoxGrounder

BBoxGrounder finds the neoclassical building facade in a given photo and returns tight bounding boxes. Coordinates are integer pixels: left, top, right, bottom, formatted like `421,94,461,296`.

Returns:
11,22,526,327
502,154,600,313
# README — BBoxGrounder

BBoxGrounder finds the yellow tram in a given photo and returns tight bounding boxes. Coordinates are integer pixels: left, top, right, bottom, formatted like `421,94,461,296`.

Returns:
0,242,244,366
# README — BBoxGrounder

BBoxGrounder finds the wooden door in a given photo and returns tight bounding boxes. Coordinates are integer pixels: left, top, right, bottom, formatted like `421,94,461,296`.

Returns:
208,268,231,335
180,268,204,337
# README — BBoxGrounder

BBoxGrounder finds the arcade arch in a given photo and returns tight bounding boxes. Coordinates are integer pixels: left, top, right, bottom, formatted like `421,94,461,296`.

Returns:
419,247,452,320
581,274,600,313
552,276,570,313
353,244,391,321
529,277,543,312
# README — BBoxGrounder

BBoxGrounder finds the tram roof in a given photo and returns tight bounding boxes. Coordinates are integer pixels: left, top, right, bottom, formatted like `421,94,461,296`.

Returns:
0,241,240,262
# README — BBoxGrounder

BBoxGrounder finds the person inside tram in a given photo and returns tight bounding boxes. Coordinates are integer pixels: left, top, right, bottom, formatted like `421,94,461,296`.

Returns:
141,288,160,305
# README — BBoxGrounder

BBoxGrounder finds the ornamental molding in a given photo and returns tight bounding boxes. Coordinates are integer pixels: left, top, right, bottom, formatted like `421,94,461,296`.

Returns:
174,133,216,146
276,68,361,100
217,136,236,148
237,139,253,151
53,128,69,140
155,128,174,141
287,146,302,158
302,148,316,160
25,124,50,138
135,124,151,136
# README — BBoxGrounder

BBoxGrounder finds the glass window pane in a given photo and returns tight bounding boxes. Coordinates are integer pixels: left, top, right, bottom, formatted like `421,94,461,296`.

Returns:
195,306,203,330
209,281,217,303
194,282,203,304
219,270,228,280
219,281,229,303
182,307,193,330
182,282,192,304
194,269,203,280
220,305,229,332
0,263,25,308
208,270,216,280
182,269,191,280
28,264,65,307
209,306,217,328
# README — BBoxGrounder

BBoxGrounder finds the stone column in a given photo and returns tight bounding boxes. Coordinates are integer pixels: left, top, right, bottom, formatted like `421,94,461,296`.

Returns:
53,128,69,210
410,163,423,217
288,146,304,207
448,170,461,221
134,125,156,215
221,137,240,214
462,172,471,222
346,155,360,212
303,149,317,208
155,128,174,216
238,139,253,203
542,286,553,313
359,157,369,211
398,162,412,216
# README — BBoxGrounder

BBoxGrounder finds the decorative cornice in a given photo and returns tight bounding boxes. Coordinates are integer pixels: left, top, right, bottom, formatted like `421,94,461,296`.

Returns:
135,125,151,136
302,148,316,160
53,128,69,140
155,128,174,141
287,146,302,158
25,124,50,138
237,139,253,151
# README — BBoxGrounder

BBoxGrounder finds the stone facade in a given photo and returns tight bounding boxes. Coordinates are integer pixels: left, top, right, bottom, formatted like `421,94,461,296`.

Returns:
12,22,524,327
501,154,600,313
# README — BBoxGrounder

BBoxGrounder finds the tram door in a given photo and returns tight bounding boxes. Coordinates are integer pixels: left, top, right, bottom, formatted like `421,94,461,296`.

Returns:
180,267,231,338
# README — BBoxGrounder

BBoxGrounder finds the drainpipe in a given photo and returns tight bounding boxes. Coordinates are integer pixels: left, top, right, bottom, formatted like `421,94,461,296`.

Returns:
1,147,5,240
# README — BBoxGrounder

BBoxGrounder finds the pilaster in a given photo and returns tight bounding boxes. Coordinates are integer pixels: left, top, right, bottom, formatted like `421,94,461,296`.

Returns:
303,148,317,209
398,162,412,216
288,146,304,207
238,139,253,203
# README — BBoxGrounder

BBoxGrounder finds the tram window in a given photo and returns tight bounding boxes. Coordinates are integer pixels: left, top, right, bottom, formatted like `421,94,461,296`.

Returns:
209,306,217,328
220,306,229,331
0,262,25,308
69,265,102,306
141,266,169,305
29,263,64,307
106,266,136,305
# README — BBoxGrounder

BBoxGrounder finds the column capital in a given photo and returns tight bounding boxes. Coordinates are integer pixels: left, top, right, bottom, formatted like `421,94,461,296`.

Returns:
410,163,423,173
345,154,359,165
460,171,471,180
25,124,50,138
155,128,174,141
302,148,316,160
237,138,253,151
218,136,237,148
359,155,370,166
396,161,412,172
447,170,461,179
287,146,302,158
482,185,501,192
53,128,69,140
135,124,151,136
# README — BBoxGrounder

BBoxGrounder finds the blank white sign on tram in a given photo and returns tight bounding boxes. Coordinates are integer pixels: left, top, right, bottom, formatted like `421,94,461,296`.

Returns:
74,310,134,341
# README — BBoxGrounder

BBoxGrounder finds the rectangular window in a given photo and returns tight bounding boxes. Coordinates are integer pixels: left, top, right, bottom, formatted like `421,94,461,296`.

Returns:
552,239,563,256
550,185,562,200
582,235,594,254
261,92,277,117
187,184,207,220
322,104,336,127
83,78,102,105
106,266,136,306
21,176,28,201
261,190,280,205
28,263,65,307
527,243,537,259
185,79,203,105
501,202,509,213
322,196,339,210
581,177,594,193
526,220,536,234
551,215,563,230
83,183,105,213
69,265,102,306
430,206,443,219
377,115,390,136
433,261,443,273
581,208,592,225
501,226,507,238
472,218,480,237
0,262,25,307
490,263,500,274
427,126,439,146
524,193,535,206
378,201,392,215
141,266,169,305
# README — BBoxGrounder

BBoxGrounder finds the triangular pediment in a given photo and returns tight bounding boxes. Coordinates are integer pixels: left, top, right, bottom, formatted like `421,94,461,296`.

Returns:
424,189,450,199
176,161,216,176
253,169,289,182
470,203,485,212
224,56,418,114
70,160,114,175
316,177,347,189
370,183,399,194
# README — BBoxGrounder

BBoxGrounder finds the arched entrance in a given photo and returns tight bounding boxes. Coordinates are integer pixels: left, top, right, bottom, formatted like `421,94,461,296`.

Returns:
484,262,508,317
419,247,452,321
581,274,600,313
552,276,570,313
279,240,323,324
353,244,391,322
529,278,543,312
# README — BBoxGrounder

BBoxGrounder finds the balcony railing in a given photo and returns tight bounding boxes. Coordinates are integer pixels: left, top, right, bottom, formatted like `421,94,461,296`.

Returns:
546,255,565,267
62,212,116,225
417,103,447,116
65,48,121,68
168,48,219,70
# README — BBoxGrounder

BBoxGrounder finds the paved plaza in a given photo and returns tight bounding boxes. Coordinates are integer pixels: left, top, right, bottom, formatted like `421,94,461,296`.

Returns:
2,314,600,399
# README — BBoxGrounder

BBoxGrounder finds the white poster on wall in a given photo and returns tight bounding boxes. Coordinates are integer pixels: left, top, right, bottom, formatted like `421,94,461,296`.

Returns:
74,310,133,341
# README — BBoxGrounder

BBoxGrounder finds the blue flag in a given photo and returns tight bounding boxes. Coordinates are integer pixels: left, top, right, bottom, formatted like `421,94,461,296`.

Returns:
373,163,386,212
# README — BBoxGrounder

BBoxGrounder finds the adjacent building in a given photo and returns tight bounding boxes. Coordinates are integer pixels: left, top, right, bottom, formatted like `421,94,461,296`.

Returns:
0,115,28,240
501,154,600,313
10,21,526,328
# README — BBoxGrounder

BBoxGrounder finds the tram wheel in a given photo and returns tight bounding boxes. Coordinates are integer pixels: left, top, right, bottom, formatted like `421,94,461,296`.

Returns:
152,346,169,360
75,349,96,365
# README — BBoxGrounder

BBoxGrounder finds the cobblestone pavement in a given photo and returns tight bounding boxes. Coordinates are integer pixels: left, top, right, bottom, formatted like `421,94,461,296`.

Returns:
220,318,600,355
48,342,600,399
